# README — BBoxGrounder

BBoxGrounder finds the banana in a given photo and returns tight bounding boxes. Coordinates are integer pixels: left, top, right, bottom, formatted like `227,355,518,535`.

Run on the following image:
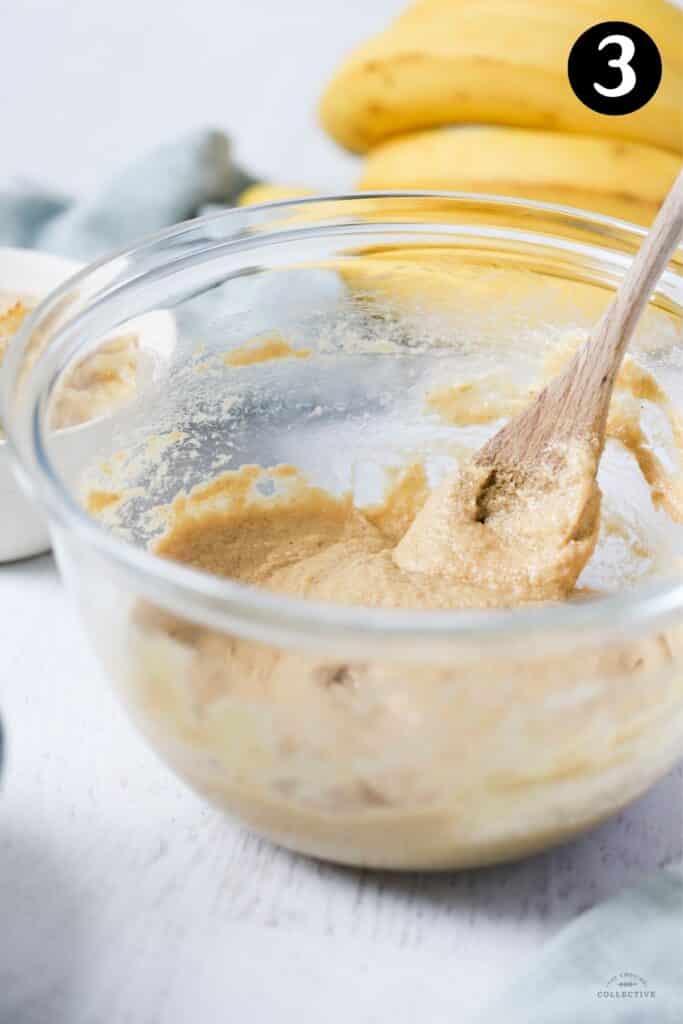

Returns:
235,122,680,227
319,0,683,155
358,125,682,224
238,183,315,206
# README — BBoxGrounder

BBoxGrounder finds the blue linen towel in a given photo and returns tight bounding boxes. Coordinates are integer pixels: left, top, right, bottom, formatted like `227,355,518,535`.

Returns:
474,864,682,1022
1,128,680,1024
0,129,255,260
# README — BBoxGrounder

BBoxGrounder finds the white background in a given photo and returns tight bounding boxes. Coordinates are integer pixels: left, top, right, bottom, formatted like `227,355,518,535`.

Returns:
1,0,394,197
2,2,682,1022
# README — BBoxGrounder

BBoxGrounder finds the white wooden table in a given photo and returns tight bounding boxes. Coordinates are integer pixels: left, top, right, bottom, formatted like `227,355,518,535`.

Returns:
2,1,682,1020
2,555,682,1021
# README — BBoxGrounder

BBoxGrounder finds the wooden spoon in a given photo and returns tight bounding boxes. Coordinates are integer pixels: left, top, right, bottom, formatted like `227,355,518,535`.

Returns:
479,169,683,472
394,171,683,601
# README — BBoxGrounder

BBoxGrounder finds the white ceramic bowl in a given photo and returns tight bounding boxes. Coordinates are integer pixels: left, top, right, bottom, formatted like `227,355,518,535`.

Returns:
0,246,176,561
0,248,84,560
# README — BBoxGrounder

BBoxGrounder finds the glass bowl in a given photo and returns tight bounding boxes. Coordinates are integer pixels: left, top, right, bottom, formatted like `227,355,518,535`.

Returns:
5,194,683,870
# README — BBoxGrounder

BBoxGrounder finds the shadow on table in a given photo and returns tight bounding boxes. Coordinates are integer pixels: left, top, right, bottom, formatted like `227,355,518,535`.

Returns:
316,758,683,929
0,824,86,1024
0,551,56,574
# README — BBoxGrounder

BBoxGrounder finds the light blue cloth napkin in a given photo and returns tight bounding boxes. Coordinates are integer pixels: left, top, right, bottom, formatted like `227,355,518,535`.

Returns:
2,128,680,1023
0,129,255,260
474,864,682,1022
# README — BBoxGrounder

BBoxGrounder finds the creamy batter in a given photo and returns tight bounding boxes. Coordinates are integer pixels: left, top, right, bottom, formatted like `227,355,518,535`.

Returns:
134,326,683,615
152,445,599,611
117,424,683,867
426,340,683,522
0,295,29,365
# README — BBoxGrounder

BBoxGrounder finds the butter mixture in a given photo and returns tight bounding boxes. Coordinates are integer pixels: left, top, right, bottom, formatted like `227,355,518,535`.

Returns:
118,410,683,866
152,445,599,611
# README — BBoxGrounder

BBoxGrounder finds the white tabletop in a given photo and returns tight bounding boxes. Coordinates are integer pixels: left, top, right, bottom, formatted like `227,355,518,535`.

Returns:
2,554,682,1021
2,1,682,1020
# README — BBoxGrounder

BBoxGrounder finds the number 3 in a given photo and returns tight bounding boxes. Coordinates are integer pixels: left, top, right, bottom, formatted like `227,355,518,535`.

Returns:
594,33,637,98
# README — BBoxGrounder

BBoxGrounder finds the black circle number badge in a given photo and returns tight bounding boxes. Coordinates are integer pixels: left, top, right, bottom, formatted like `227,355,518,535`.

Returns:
568,21,662,115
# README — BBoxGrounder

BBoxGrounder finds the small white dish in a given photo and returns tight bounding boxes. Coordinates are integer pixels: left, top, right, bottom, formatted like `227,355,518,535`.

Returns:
0,246,176,562
1,248,83,561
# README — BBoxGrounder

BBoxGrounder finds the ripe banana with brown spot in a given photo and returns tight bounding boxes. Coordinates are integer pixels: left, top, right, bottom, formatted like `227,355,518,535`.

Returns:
357,126,682,225
319,0,683,155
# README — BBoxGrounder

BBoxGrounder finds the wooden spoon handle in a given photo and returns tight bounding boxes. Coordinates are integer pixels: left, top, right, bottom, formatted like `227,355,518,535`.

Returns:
479,169,683,468
586,168,683,396
548,168,683,449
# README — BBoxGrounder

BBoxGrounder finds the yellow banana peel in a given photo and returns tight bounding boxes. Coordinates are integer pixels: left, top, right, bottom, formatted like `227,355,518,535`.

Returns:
319,0,683,155
238,183,315,206
358,126,682,225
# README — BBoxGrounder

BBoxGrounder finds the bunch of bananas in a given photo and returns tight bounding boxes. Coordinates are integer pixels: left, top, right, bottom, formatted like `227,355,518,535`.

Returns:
243,0,682,225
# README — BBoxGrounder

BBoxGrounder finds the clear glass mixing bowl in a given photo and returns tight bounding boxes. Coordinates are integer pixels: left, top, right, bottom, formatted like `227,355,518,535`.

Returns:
5,194,683,869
